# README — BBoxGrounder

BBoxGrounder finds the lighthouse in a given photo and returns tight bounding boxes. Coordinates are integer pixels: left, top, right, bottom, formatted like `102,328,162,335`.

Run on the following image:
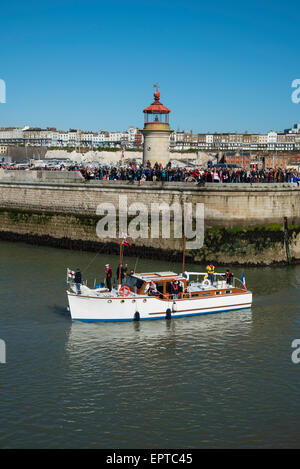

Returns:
142,85,172,166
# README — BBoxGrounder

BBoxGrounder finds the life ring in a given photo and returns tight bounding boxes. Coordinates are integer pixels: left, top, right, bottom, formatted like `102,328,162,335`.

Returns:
119,285,130,297
202,279,211,288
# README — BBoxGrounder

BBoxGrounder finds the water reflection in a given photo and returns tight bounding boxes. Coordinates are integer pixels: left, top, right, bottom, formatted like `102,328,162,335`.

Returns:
65,309,253,357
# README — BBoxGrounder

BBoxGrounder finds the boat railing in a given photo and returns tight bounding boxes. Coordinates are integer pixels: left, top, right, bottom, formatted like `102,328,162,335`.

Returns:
184,271,226,282
232,277,246,289
184,271,246,290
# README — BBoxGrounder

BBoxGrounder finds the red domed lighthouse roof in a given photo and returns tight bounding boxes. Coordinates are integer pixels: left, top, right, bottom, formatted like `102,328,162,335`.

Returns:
143,87,171,114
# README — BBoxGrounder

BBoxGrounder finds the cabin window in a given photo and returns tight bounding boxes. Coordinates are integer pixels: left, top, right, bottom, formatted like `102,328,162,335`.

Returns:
225,290,232,294
107,300,112,303
156,283,164,295
143,299,147,303
132,300,136,303
126,277,136,288
192,293,199,297
215,291,222,295
125,277,144,293
166,281,184,295
135,279,144,290
126,277,136,291
202,292,211,296
147,282,165,298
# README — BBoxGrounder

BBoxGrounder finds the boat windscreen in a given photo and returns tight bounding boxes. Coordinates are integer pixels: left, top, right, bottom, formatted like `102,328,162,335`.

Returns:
126,276,136,288
125,276,145,292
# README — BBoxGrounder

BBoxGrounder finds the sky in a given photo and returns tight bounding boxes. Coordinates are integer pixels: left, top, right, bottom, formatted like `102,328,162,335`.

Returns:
0,0,300,133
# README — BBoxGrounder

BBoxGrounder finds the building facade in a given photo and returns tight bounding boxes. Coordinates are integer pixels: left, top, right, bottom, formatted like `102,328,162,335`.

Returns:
0,126,143,149
1,122,300,153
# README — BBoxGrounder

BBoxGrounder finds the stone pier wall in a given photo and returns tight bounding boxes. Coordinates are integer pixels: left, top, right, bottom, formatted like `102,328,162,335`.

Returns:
0,173,300,265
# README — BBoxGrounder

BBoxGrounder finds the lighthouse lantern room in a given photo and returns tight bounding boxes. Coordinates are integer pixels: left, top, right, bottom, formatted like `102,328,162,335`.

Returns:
143,85,170,124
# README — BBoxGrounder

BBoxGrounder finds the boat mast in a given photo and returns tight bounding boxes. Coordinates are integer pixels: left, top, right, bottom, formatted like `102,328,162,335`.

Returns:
182,233,186,277
119,238,122,287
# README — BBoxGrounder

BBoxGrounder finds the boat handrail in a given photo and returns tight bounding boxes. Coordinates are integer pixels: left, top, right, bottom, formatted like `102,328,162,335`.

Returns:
184,271,226,282
232,277,245,289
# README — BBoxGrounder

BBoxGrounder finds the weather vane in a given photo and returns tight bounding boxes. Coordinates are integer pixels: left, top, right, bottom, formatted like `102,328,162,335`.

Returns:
153,83,159,92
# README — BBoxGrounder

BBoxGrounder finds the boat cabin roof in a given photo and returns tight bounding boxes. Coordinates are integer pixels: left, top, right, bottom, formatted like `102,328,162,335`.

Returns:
133,271,186,283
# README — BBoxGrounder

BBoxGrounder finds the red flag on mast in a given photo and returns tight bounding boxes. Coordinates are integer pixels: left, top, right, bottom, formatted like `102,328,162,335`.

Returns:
121,233,131,247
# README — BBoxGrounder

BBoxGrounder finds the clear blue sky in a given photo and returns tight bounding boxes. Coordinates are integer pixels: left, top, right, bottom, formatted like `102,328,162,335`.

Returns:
0,0,300,133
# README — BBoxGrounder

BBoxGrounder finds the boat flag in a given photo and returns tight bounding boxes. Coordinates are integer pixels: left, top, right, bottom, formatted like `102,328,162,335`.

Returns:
121,232,131,247
67,268,75,280
122,233,131,247
122,239,131,247
241,272,246,290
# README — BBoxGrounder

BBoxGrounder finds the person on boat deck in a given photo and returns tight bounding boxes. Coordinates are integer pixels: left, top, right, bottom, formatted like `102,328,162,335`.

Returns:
105,264,112,291
149,281,157,296
116,263,125,285
171,280,179,299
123,263,128,281
206,264,215,284
225,269,233,285
74,268,82,295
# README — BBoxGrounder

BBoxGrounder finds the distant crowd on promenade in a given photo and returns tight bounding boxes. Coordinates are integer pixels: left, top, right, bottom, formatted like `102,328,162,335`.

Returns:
1,161,300,184
79,164,300,184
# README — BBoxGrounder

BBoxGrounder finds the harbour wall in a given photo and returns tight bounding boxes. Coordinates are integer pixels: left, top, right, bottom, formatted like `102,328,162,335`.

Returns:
0,171,300,265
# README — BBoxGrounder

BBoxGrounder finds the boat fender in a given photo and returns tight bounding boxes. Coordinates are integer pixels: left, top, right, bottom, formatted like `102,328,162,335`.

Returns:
166,308,172,320
134,311,140,321
172,302,177,312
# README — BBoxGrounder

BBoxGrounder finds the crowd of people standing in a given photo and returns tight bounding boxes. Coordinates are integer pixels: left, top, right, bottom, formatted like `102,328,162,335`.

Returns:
79,163,300,184
2,160,300,183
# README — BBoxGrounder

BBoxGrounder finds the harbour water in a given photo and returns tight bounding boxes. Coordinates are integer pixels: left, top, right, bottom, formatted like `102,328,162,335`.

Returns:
0,240,300,448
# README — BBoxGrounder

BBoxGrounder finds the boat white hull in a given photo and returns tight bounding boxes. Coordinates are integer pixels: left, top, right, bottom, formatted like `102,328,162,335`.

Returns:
67,290,252,322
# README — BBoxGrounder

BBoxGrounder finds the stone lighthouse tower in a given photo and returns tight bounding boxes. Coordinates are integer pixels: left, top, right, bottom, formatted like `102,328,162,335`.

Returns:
142,85,172,166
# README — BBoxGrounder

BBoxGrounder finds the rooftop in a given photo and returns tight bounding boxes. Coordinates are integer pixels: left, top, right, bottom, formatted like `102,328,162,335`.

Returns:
143,89,171,114
134,272,185,282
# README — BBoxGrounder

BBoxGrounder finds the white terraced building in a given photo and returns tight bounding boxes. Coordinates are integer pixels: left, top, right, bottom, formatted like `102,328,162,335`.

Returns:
0,126,143,149
0,124,300,152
